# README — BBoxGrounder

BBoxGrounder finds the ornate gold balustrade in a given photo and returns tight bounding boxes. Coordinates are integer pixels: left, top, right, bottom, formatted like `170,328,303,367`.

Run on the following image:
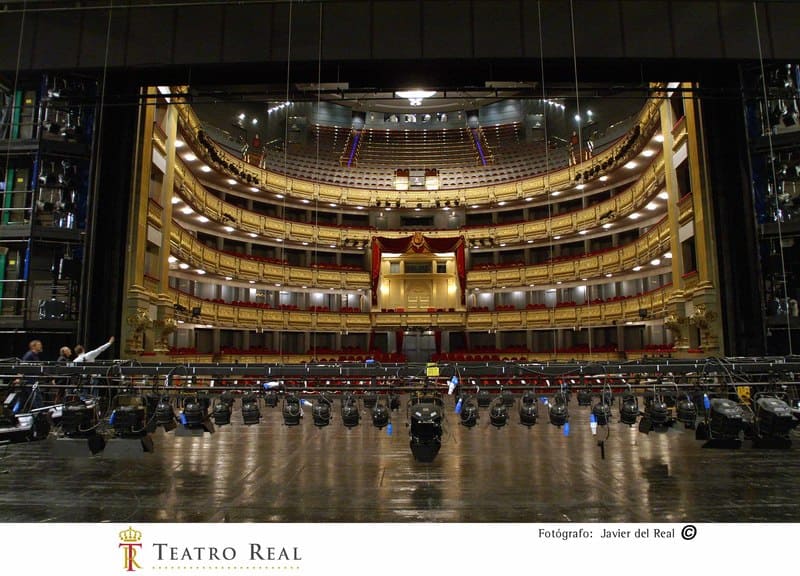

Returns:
153,132,671,248
467,215,673,288
139,280,677,333
171,90,662,207
157,214,371,289
146,195,686,292
465,155,666,245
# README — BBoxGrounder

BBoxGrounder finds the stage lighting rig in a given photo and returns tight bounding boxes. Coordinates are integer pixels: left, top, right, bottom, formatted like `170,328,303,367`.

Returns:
341,393,360,428
619,390,640,426
372,400,390,429
547,391,569,428
591,400,612,426
0,385,54,444
312,393,333,428
639,387,672,434
241,392,262,425
750,392,797,446
153,395,178,431
519,390,538,427
676,393,697,429
178,394,215,435
407,390,444,462
212,391,235,425
458,395,479,428
60,394,100,438
477,388,492,408
489,396,509,428
500,386,515,407
108,393,154,452
282,394,302,426
696,395,745,445
262,382,281,408
363,391,378,409
577,388,592,406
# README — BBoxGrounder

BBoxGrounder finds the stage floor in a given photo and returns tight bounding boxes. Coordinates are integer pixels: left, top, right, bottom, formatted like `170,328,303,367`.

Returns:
1,395,799,523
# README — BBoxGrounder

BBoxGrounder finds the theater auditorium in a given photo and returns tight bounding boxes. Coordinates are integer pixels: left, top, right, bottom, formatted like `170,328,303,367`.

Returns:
0,0,799,523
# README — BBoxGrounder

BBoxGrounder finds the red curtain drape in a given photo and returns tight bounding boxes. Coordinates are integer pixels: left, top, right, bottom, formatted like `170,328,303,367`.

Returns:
456,242,466,305
395,330,404,353
434,330,442,354
371,239,381,305
371,234,466,305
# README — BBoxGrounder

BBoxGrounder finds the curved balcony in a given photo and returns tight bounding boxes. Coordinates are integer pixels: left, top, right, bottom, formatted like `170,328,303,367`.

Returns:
143,282,676,333
467,215,673,288
463,154,666,246
157,133,670,248
172,90,662,208
161,217,370,289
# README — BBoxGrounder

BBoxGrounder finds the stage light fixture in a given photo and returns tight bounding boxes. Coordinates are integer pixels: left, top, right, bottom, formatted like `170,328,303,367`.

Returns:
362,391,378,409
547,393,569,427
700,396,744,442
109,394,147,438
619,391,640,426
241,392,262,425
676,394,697,429
591,401,612,426
60,394,101,438
639,388,671,434
109,393,154,452
519,390,538,427
489,396,509,428
264,389,279,408
408,391,444,462
282,394,302,426
341,393,360,428
751,392,798,445
212,391,234,426
577,388,592,406
179,394,214,434
311,393,333,428
154,395,177,431
459,395,479,428
477,388,492,407
371,401,390,429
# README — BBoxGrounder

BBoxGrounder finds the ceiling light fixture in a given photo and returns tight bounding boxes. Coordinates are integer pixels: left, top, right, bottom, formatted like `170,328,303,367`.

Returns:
396,89,436,107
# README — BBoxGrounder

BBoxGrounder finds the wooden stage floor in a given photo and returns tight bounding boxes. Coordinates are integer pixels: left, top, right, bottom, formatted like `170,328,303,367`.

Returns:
1,394,799,523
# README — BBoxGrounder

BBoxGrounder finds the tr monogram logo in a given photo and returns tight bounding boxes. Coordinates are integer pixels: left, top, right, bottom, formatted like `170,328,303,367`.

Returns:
118,526,143,572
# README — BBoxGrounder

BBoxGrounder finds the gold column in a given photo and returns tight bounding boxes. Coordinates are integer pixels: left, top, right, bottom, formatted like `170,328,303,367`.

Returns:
659,95,689,352
682,82,724,355
154,97,179,355
122,86,156,356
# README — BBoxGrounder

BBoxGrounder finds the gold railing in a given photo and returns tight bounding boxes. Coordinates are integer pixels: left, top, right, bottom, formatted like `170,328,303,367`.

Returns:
172,92,662,207
466,154,666,245
163,217,370,289
140,283,677,333
467,215,672,288
154,196,680,290
155,132,669,247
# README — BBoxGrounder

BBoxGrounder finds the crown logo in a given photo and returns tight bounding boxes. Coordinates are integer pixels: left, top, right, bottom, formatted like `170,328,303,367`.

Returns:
119,526,142,543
